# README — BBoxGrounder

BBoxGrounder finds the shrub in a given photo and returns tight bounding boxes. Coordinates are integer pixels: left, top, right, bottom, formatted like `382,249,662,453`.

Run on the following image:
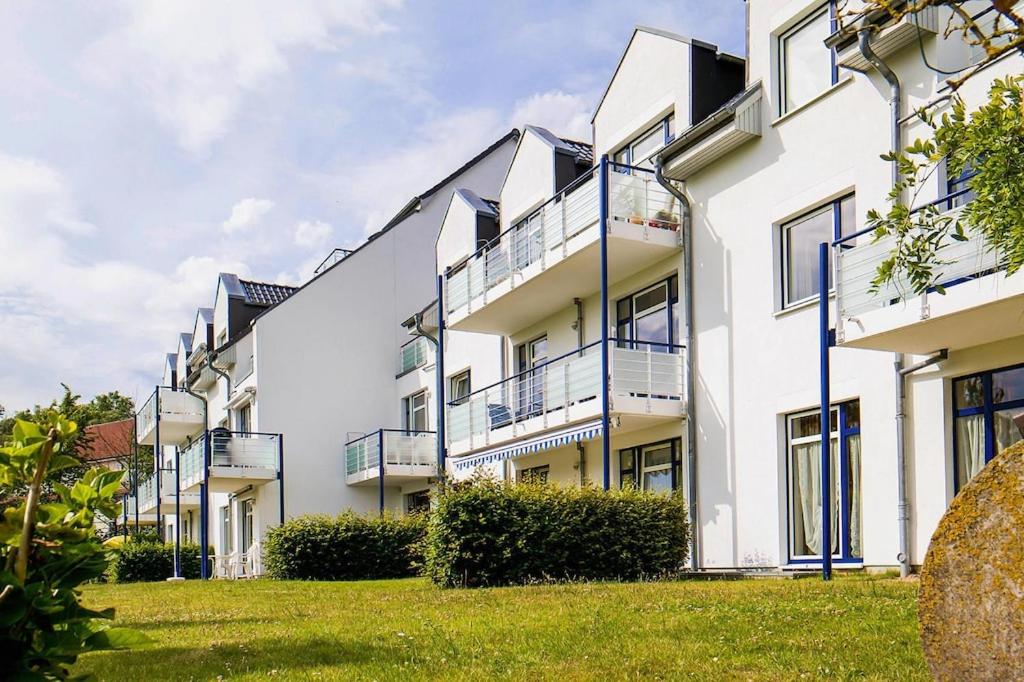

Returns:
110,540,203,583
264,512,427,581
424,477,689,588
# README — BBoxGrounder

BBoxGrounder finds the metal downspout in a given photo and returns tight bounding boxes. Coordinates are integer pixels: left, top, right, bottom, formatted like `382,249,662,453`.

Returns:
654,161,699,571
857,28,912,578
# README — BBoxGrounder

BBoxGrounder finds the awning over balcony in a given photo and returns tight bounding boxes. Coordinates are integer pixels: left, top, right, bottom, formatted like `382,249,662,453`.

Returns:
452,419,603,473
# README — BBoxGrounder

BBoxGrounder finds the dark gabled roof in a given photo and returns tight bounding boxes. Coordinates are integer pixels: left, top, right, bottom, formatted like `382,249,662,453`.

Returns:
178,333,193,355
197,307,213,324
559,138,594,166
238,278,297,307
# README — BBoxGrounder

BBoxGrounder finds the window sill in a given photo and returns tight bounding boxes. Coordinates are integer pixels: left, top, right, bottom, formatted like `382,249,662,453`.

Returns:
773,292,834,319
771,76,854,127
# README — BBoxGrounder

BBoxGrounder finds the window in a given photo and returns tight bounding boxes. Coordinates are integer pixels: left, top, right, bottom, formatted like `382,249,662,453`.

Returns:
616,276,679,351
515,336,548,417
779,5,836,114
787,401,862,562
781,194,855,307
236,403,251,434
953,364,1024,491
406,490,431,514
240,498,255,552
613,115,676,169
620,439,683,494
219,505,231,554
449,370,471,402
945,160,977,210
216,331,227,348
518,465,550,484
403,390,429,432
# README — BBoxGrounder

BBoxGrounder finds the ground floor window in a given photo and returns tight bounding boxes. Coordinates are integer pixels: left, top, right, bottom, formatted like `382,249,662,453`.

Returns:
787,400,862,562
953,364,1024,491
240,498,255,551
405,490,430,514
619,439,682,494
518,464,550,483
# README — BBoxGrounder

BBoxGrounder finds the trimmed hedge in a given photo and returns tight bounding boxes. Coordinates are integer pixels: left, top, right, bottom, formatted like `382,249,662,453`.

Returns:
264,512,427,580
424,478,689,587
110,540,203,582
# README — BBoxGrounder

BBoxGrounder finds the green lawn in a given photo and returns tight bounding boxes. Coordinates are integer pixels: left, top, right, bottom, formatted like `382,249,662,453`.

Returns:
78,576,926,681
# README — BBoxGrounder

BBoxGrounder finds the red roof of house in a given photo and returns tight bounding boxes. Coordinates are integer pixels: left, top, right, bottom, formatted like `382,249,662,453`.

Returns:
80,418,134,463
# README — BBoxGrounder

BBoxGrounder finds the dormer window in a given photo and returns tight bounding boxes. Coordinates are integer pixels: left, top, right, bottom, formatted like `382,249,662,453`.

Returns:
612,114,675,169
779,4,837,115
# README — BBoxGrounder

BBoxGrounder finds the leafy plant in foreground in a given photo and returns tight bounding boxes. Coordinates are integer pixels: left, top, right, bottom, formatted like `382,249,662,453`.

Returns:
0,415,148,679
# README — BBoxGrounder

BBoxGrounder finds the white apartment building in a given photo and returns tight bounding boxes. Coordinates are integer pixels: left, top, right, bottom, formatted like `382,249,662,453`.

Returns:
125,132,517,577
437,6,1023,574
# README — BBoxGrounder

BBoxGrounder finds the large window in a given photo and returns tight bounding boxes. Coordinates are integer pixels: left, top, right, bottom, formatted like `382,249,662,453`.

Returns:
620,439,683,494
612,115,675,169
403,390,429,432
781,194,855,307
616,275,679,350
953,364,1024,491
779,4,837,114
787,401,862,562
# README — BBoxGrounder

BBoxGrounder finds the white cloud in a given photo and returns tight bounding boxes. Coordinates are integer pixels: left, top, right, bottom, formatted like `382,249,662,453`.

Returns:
222,197,275,234
0,151,251,410
81,0,403,154
293,219,333,248
509,90,592,141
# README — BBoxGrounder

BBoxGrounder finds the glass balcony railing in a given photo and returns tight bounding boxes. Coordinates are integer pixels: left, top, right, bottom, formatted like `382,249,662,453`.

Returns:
345,429,437,479
135,386,205,445
444,164,679,316
179,430,282,488
447,339,685,453
397,337,431,375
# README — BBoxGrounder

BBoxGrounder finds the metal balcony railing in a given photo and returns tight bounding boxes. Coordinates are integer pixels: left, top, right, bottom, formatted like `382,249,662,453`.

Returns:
136,386,205,443
397,336,431,376
444,163,679,315
446,339,685,449
834,191,1000,335
314,248,353,275
345,429,437,477
179,430,282,488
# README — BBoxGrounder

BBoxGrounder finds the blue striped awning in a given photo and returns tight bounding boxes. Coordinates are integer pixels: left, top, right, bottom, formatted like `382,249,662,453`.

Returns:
452,420,604,472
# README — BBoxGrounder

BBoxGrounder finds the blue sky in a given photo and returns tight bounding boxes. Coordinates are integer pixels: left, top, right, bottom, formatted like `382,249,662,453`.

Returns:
0,1,745,412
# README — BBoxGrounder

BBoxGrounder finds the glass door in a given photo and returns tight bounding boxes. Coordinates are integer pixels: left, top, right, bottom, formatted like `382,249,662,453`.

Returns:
516,336,547,419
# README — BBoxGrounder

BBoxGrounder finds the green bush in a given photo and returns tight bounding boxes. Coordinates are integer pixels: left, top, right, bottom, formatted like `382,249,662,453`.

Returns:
110,540,203,582
264,512,426,581
424,478,689,588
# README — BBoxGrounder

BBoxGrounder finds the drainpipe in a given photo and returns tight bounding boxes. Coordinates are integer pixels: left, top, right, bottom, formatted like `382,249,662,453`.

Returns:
858,28,915,578
208,354,232,397
654,161,699,572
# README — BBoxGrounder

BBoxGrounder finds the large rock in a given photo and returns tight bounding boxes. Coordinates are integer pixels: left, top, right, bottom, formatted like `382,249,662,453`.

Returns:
919,440,1024,681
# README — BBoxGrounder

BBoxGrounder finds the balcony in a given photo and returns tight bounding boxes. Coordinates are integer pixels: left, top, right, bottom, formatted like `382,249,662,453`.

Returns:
179,430,282,493
397,336,431,376
136,387,205,446
835,203,1024,353
123,493,156,525
447,340,685,458
126,468,201,516
345,430,437,485
444,164,682,335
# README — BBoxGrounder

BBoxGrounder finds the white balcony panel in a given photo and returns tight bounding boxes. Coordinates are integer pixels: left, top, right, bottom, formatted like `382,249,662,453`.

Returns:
179,432,280,493
136,388,206,446
345,431,437,486
445,169,682,335
447,341,685,459
836,212,1024,353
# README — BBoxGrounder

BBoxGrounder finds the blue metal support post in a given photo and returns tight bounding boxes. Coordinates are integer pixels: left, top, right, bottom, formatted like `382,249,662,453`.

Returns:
154,387,162,541
377,429,385,516
173,445,181,578
200,431,211,579
133,412,140,532
435,274,447,484
818,242,833,581
599,155,611,490
277,434,285,525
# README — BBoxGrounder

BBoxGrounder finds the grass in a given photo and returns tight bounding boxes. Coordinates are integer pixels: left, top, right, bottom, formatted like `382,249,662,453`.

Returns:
78,575,927,681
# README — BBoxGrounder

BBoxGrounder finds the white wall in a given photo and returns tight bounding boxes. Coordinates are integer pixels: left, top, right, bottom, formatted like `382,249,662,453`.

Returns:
499,130,557,232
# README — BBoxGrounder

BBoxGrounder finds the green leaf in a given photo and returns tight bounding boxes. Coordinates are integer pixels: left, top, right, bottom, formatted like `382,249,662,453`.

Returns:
85,627,152,651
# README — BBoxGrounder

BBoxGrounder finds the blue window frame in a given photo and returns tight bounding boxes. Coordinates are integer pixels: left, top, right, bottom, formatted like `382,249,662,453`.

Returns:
787,400,862,563
615,275,679,351
952,364,1024,492
612,114,675,169
781,194,856,307
945,160,978,210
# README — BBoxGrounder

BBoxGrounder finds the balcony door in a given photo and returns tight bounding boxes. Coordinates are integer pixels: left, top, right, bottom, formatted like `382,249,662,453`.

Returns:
616,276,678,352
516,336,548,419
403,390,428,434
240,498,255,552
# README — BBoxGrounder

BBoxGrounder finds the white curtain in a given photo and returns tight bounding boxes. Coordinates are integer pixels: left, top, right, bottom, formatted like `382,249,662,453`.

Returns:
793,440,839,556
956,415,986,487
848,434,862,559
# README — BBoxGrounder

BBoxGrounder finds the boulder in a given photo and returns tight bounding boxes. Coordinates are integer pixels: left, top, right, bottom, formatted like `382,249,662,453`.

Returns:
919,440,1024,681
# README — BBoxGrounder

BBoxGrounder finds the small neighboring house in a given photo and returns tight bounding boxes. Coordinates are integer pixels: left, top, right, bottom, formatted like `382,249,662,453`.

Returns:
80,418,134,470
